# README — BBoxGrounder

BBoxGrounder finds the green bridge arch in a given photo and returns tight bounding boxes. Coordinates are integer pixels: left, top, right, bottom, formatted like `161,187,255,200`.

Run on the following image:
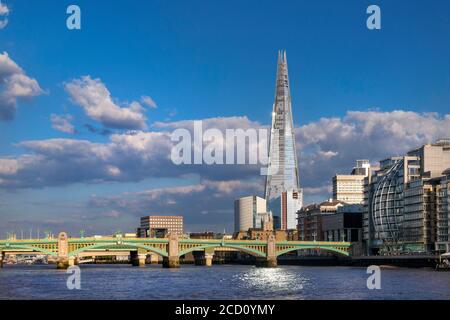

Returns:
0,244,58,257
178,244,267,258
68,242,169,258
276,246,350,257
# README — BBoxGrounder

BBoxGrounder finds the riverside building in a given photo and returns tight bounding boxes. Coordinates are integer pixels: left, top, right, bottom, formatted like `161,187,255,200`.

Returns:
138,215,184,238
332,160,370,205
296,199,346,241
363,140,450,255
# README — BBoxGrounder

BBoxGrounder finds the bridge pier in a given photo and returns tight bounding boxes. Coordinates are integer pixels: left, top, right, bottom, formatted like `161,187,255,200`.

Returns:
57,257,69,269
193,251,204,266
193,248,214,267
131,250,146,267
56,232,70,269
68,256,79,267
163,233,180,268
256,235,277,268
137,254,146,267
0,251,4,268
255,256,277,268
162,256,180,268
205,253,214,267
148,253,159,264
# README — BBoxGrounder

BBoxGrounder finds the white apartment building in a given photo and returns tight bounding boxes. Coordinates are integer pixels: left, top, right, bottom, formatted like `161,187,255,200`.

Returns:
332,160,370,205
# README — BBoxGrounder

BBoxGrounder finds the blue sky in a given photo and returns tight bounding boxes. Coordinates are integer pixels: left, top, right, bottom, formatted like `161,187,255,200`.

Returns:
0,0,449,236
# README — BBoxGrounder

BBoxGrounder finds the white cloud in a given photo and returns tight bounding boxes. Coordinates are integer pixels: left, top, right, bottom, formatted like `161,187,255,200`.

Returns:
1,110,449,230
101,210,121,218
0,116,263,188
50,114,75,134
88,179,262,231
0,52,43,120
141,95,157,109
0,3,9,29
65,76,148,130
153,116,261,131
106,165,121,177
0,51,21,76
0,20,7,29
296,110,450,197
317,150,339,159
1,110,449,207
0,3,9,15
0,158,18,175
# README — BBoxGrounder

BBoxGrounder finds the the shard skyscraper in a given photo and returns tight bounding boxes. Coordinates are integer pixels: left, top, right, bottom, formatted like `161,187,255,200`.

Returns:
265,51,303,230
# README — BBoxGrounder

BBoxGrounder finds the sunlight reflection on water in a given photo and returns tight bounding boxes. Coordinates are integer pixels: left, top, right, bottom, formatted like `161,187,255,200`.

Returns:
235,267,308,291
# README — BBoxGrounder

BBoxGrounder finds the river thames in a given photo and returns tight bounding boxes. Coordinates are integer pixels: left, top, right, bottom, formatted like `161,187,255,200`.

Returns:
0,264,449,300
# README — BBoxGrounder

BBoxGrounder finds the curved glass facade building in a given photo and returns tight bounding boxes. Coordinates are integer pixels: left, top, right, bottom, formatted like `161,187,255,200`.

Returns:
371,159,406,248
363,141,450,255
365,156,422,254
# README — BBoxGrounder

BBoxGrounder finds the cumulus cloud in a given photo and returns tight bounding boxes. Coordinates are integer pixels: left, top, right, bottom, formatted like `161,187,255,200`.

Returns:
0,3,9,29
141,95,157,109
101,210,121,218
50,114,75,134
153,116,261,131
65,76,148,130
0,132,171,188
1,111,449,207
297,110,450,201
0,3,9,14
0,158,18,175
0,116,264,189
1,110,450,232
89,180,262,232
0,52,43,120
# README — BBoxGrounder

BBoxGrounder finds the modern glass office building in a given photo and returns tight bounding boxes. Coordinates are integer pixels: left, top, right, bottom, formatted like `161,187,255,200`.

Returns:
264,51,303,230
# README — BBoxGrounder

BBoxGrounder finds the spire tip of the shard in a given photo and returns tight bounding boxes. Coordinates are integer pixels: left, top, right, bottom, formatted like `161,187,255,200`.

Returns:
277,50,287,64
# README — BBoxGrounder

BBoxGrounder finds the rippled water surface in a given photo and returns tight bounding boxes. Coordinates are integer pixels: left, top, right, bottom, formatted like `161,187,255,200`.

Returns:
0,264,449,300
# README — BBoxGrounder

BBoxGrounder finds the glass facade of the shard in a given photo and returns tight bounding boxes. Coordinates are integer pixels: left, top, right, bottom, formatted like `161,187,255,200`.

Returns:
264,51,303,230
